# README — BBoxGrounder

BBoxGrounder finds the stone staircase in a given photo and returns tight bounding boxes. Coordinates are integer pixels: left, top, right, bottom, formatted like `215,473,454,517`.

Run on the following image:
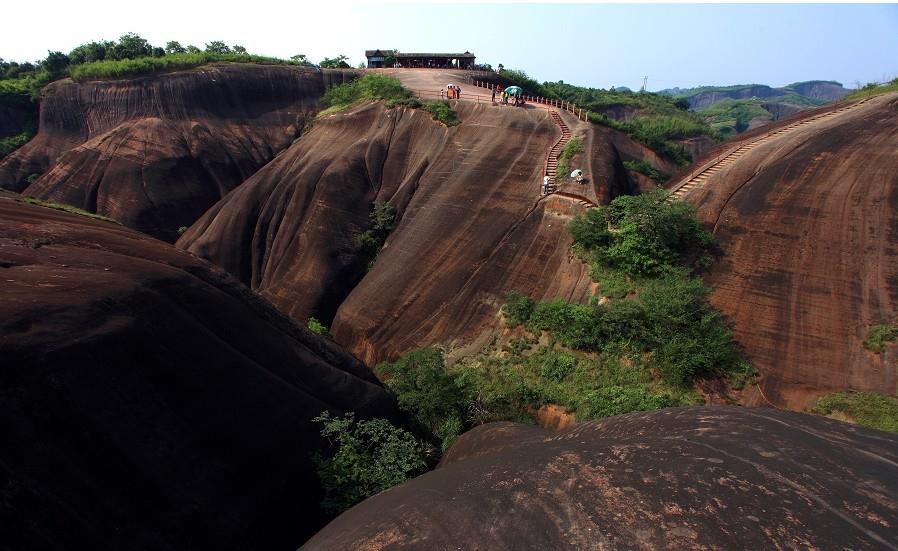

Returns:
668,97,874,201
544,111,572,194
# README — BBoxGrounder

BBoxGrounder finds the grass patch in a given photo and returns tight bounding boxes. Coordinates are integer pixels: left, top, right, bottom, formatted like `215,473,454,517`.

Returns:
321,76,459,126
812,391,898,434
557,137,583,183
863,323,898,353
320,74,412,116
844,78,898,101
422,101,459,126
69,51,299,81
623,159,665,183
20,197,120,224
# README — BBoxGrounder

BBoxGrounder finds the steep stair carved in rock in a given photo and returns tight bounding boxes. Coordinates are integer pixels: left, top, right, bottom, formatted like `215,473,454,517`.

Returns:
667,97,874,202
544,111,572,195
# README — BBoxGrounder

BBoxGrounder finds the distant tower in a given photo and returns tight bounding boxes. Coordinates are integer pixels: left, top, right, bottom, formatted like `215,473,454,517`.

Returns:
640,76,648,93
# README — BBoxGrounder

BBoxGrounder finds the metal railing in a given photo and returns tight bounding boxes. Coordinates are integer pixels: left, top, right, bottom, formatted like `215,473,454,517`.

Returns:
469,79,589,121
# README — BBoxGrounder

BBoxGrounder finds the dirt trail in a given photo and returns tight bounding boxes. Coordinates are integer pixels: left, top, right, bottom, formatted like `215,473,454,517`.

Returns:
673,92,898,409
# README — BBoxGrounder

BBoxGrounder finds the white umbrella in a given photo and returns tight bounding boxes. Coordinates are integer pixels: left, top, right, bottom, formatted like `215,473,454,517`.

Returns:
571,169,583,178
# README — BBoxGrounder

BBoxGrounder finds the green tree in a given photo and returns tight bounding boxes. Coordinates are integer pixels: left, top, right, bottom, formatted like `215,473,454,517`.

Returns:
111,33,153,60
233,45,247,55
205,41,232,55
313,412,428,512
319,55,350,68
164,41,186,55
42,51,69,79
186,45,201,54
68,40,114,64
375,348,468,449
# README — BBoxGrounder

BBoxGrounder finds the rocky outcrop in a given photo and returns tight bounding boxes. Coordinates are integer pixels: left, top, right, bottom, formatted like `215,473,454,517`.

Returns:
789,80,851,102
303,406,898,550
681,93,898,408
0,192,398,550
687,85,780,110
0,64,360,241
179,101,649,365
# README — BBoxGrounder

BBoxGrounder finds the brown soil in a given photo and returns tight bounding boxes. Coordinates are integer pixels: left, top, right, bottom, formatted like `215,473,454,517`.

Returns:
303,407,898,550
0,192,399,550
677,93,898,409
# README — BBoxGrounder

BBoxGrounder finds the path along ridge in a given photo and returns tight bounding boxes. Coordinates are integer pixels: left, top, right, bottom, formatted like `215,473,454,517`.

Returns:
666,96,875,202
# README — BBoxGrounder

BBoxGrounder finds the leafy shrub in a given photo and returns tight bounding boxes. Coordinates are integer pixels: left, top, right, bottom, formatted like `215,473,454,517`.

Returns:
321,74,411,114
423,101,459,126
355,201,396,268
313,412,428,512
557,137,584,180
623,159,665,182
69,51,299,81
375,348,468,450
579,386,675,419
589,265,634,299
502,291,535,326
539,351,577,382
863,324,898,353
307,317,330,336
571,189,713,278
0,131,33,158
812,392,898,434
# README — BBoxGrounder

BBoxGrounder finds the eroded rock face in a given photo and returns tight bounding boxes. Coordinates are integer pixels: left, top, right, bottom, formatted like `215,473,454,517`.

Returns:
179,101,650,365
0,193,398,550
0,64,360,241
682,93,898,408
302,407,898,550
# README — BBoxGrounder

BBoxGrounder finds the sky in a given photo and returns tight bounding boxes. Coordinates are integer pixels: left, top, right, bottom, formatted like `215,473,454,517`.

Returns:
2,2,897,91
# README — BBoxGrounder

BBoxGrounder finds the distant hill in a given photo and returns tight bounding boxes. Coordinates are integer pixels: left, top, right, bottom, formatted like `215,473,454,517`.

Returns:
659,80,850,137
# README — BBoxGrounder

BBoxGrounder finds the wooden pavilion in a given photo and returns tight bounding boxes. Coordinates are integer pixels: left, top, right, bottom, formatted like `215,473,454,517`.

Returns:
365,50,476,69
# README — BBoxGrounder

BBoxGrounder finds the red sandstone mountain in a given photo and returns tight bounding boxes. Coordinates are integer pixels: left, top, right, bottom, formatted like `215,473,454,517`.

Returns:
0,192,398,550
0,64,358,241
178,79,665,365
303,406,898,550
669,92,898,408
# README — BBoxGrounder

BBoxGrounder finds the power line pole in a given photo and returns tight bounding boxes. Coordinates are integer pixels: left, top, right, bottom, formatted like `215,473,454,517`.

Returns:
641,76,648,93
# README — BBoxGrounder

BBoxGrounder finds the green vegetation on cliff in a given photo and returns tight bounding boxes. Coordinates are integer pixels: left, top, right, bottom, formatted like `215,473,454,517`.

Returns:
313,412,429,512
376,190,753,451
322,75,459,126
863,323,898,353
69,51,299,81
623,159,665,182
844,78,898,101
812,392,898,434
498,68,716,165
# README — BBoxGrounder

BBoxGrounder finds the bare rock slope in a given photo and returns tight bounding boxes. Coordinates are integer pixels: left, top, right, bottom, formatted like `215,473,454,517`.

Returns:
0,64,358,241
303,406,898,550
0,193,398,550
179,94,654,365
677,93,898,408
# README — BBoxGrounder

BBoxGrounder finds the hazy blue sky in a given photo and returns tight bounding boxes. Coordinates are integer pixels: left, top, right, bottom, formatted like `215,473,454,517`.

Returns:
3,2,897,90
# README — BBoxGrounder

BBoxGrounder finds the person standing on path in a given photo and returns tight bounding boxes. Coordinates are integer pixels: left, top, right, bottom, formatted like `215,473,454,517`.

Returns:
491,86,496,103
543,175,550,195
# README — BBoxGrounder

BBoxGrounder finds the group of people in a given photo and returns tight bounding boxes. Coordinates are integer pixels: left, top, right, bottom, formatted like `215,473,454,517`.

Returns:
443,84,462,100
491,85,525,106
